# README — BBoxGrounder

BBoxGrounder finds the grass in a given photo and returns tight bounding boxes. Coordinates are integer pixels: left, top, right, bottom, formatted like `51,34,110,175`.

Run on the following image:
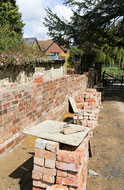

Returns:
102,66,124,77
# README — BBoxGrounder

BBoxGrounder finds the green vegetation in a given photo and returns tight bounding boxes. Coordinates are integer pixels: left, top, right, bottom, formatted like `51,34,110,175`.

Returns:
44,0,124,73
102,67,124,77
0,0,24,51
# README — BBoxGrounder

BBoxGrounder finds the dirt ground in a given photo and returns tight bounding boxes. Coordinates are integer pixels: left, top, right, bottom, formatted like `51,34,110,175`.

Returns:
0,92,124,190
87,92,124,190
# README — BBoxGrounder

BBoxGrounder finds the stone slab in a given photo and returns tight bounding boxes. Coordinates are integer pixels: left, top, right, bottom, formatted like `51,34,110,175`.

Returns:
23,120,90,146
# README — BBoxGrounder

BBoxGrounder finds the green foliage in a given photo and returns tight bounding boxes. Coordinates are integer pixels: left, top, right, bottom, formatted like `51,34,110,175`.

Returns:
67,47,82,67
94,46,124,68
102,67,124,77
44,0,124,48
0,0,24,51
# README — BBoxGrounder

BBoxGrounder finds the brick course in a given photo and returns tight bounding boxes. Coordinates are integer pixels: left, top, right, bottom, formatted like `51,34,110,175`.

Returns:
0,74,87,154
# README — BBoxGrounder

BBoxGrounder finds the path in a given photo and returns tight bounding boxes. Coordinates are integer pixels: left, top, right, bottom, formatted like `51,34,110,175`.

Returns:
87,93,124,190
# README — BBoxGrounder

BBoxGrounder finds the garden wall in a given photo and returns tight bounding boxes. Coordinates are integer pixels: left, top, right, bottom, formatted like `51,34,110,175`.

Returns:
0,54,66,84
0,72,87,154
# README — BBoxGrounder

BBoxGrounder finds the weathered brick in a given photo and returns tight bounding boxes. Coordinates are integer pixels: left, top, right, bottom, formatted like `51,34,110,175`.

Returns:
56,161,79,172
33,180,49,188
57,150,80,164
33,187,44,190
45,159,55,169
32,170,43,180
56,177,79,187
34,157,44,167
35,148,56,161
47,184,68,190
57,170,67,177
43,174,55,184
34,164,56,176
35,138,47,150
46,141,59,152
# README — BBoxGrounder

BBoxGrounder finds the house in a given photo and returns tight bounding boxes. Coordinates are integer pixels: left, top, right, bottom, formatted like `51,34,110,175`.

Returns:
22,37,41,51
38,40,69,60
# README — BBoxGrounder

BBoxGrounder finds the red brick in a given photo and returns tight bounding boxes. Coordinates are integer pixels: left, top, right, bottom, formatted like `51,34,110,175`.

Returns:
12,100,18,104
45,159,55,169
35,138,47,150
34,78,44,83
3,103,10,109
67,171,79,178
34,157,44,167
43,174,55,184
56,177,79,187
32,170,43,180
46,141,59,152
57,150,80,164
33,180,49,188
56,161,79,172
35,148,56,161
85,98,96,102
0,146,5,154
47,184,68,190
34,165,56,176
13,118,20,125
57,170,67,177
33,187,44,190
6,140,14,149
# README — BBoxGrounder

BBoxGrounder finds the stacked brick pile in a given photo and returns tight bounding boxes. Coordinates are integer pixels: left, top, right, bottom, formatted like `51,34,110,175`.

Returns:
32,134,90,190
73,88,101,129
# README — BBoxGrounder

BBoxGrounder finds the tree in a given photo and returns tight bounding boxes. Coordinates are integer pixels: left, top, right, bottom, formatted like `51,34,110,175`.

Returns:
44,0,124,74
0,0,24,51
44,0,124,48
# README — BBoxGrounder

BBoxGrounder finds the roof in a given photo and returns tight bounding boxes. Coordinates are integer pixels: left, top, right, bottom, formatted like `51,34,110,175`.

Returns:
22,37,41,51
38,40,67,53
22,38,37,47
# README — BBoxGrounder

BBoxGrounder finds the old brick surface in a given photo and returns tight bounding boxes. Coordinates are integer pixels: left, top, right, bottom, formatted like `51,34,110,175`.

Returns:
35,148,56,161
32,170,43,180
43,174,55,184
34,164,56,176
35,138,47,150
45,159,56,169
33,180,49,188
34,157,44,167
46,141,59,152
56,177,79,187
57,150,80,164
47,184,68,190
56,161,79,172
57,170,67,177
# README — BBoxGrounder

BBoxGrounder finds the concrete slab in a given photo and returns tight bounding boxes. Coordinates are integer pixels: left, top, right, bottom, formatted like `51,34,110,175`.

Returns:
23,120,90,146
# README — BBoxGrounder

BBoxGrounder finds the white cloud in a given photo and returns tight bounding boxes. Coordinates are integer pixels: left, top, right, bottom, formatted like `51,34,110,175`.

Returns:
53,4,73,21
16,0,73,40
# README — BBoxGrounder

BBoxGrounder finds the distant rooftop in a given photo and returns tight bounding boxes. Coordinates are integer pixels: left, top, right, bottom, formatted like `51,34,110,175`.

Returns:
38,40,67,53
22,38,38,48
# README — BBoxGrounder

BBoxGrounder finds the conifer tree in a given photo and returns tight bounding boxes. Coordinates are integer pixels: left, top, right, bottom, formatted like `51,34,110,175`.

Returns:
0,0,24,51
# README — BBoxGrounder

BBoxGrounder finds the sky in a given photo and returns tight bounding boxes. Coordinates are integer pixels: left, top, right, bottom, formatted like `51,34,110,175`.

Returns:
16,0,73,40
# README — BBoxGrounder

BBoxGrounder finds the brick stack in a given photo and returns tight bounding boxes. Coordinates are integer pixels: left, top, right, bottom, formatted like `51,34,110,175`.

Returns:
32,134,90,190
73,88,101,129
32,139,59,189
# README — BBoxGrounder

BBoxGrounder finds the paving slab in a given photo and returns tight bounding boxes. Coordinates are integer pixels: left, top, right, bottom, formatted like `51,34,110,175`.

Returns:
23,120,90,146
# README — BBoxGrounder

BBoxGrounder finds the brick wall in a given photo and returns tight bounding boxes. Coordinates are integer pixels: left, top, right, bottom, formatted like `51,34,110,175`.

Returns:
0,73,87,154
